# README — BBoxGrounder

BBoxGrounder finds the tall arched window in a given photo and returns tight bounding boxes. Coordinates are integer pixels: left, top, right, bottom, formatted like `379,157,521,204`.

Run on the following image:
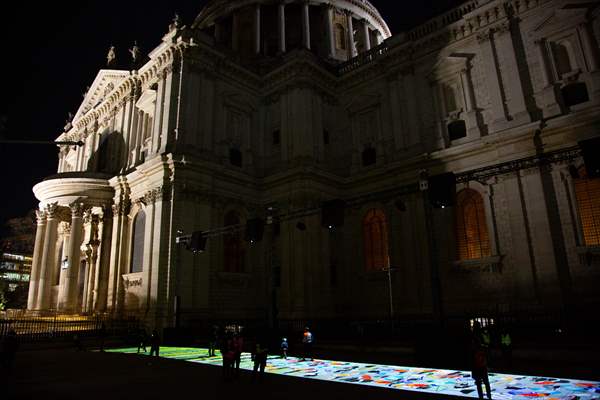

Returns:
574,166,600,246
456,189,491,260
130,210,146,273
363,209,389,271
224,211,245,273
335,24,347,50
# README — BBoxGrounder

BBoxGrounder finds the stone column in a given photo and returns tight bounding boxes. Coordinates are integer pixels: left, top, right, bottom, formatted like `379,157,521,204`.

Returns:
375,30,383,46
27,210,47,310
94,207,112,312
493,22,530,124
346,12,357,58
534,39,551,88
60,203,85,312
232,11,240,52
325,5,335,58
578,23,599,72
362,20,371,52
278,2,286,53
477,30,507,132
460,69,475,112
36,203,59,311
84,213,100,313
254,4,261,54
302,2,311,49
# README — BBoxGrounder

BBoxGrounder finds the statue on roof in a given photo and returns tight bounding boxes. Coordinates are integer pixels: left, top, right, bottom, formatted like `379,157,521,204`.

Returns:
129,41,141,65
169,13,181,31
106,45,117,68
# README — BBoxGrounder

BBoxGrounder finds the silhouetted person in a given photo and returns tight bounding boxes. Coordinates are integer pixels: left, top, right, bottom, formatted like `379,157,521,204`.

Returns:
208,325,219,356
220,333,235,381
252,339,268,381
137,329,147,353
98,322,106,352
149,330,160,357
500,329,512,369
280,337,288,359
471,322,492,400
232,332,244,377
301,326,313,361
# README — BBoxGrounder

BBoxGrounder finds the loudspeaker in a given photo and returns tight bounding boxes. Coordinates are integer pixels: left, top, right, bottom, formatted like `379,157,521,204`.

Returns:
579,137,600,178
245,218,265,243
321,199,346,229
189,231,207,253
296,222,307,231
428,172,456,208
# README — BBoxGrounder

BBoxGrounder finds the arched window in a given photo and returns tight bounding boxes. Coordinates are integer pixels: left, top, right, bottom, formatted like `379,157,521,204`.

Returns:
335,24,347,50
363,209,389,271
224,211,245,273
130,210,146,273
574,166,600,246
456,189,491,260
553,40,574,77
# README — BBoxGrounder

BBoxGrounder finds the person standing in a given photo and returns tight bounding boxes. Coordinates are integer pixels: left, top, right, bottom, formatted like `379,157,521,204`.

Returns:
500,329,512,369
220,333,235,381
149,330,161,357
232,332,244,377
252,339,268,381
301,327,313,361
137,328,147,354
280,337,288,359
471,325,492,400
208,325,219,357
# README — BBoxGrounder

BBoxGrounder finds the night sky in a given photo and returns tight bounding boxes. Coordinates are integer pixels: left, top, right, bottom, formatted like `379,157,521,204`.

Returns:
0,0,462,228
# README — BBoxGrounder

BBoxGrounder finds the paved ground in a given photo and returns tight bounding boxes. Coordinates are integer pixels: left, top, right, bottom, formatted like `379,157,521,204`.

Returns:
3,344,599,400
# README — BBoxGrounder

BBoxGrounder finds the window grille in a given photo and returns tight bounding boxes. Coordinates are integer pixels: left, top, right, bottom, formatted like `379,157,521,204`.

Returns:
363,209,389,271
456,189,491,260
574,166,600,246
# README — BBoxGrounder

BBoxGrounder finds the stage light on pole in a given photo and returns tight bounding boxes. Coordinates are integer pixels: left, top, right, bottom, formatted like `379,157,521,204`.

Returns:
321,199,346,230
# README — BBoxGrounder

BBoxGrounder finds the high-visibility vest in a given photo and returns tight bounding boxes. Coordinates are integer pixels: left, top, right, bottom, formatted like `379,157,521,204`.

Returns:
501,334,512,347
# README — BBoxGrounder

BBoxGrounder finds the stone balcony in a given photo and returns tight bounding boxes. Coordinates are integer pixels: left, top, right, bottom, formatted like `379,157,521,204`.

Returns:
33,172,114,209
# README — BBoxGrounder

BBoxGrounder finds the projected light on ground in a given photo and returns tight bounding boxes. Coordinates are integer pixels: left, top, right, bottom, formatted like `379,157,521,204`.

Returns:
106,347,600,399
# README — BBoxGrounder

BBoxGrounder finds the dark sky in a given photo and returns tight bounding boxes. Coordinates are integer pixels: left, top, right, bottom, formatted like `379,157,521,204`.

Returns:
0,0,462,227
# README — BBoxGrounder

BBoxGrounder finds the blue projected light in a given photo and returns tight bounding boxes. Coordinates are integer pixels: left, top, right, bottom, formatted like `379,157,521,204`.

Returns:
107,347,600,399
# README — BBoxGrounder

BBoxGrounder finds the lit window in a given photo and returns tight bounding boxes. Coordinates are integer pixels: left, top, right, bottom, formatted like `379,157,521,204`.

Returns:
574,166,600,246
456,189,491,260
363,209,389,271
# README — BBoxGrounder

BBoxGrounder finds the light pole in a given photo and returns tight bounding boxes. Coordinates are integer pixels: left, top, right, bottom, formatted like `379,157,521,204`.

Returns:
382,256,396,333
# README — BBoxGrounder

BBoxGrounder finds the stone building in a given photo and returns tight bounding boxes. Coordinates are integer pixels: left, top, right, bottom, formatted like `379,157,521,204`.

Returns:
28,0,600,330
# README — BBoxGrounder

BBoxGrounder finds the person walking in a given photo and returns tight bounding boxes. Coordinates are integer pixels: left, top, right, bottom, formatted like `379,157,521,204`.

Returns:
232,332,244,377
137,328,147,354
149,330,161,357
280,337,288,359
301,327,313,361
252,339,268,381
208,325,219,357
98,322,106,352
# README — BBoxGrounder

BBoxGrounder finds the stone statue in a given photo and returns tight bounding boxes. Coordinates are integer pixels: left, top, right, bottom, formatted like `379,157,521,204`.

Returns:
129,41,140,64
106,45,117,67
169,13,181,31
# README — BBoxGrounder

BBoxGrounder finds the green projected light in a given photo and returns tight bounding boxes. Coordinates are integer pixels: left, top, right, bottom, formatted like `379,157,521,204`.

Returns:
106,347,600,399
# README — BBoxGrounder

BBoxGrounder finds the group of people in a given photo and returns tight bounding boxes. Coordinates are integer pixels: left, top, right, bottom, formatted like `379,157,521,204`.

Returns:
211,326,315,382
136,328,161,357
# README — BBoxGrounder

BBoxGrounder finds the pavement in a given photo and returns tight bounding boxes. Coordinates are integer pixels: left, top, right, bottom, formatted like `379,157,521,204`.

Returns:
3,342,599,400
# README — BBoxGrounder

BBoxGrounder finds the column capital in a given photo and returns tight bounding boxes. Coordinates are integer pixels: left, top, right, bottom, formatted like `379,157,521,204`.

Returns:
35,209,47,225
45,203,59,219
70,202,85,218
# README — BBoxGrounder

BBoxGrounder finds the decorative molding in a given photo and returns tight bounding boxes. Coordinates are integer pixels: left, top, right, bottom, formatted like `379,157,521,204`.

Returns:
45,203,59,219
453,255,503,273
35,210,47,225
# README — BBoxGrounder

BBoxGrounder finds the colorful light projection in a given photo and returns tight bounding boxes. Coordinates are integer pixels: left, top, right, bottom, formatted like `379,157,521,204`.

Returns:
107,347,600,399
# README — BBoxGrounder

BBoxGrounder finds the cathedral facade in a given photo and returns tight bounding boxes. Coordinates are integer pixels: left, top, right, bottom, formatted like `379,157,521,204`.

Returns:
28,0,600,330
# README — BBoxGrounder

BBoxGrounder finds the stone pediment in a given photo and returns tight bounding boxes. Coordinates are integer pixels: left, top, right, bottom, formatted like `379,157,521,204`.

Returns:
428,53,471,82
344,94,381,113
73,70,131,122
530,3,594,37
